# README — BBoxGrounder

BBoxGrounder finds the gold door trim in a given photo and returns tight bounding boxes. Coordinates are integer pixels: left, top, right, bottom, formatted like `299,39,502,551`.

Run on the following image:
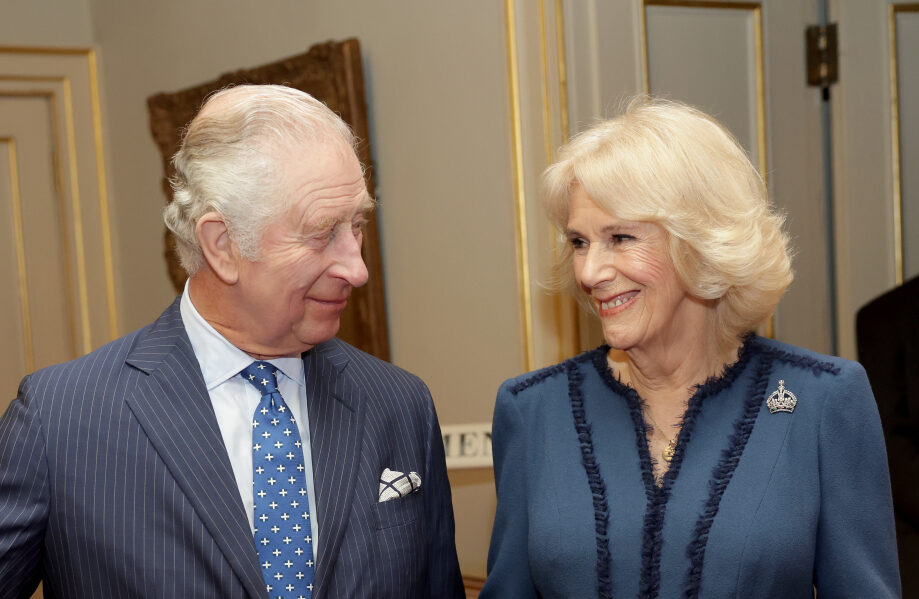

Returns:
0,137,35,371
889,3,919,285
505,0,535,370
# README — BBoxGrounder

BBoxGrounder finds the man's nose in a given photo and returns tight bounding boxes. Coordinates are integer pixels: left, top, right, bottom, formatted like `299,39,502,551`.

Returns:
331,228,369,288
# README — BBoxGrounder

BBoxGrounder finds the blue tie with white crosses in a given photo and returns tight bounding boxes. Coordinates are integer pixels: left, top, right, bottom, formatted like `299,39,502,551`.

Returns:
242,361,315,599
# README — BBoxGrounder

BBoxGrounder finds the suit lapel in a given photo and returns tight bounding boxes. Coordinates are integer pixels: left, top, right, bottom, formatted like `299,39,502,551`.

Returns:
123,300,266,599
304,341,363,597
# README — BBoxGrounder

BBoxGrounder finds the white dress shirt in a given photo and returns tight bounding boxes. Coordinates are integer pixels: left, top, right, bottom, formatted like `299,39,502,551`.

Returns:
179,284,319,560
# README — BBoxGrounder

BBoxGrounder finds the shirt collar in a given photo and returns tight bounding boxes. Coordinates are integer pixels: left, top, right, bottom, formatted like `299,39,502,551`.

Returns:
179,281,305,391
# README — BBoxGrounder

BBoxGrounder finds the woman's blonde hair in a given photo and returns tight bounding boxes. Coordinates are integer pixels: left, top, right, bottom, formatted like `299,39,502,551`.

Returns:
543,97,793,347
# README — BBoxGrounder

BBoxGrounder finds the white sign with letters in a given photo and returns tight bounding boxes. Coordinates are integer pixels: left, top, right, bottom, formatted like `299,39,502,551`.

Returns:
441,423,492,469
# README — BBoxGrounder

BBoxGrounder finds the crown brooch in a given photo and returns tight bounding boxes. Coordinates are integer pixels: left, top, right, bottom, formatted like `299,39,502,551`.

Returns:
767,379,797,414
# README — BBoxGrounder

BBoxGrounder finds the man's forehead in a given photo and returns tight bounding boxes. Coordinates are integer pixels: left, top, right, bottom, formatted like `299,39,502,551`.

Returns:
279,139,368,205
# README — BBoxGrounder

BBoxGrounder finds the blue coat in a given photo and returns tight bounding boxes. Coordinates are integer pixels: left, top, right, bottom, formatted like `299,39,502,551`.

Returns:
0,299,464,599
481,335,900,598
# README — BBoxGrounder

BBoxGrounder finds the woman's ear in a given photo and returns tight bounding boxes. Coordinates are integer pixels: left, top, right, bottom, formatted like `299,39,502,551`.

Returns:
195,211,239,285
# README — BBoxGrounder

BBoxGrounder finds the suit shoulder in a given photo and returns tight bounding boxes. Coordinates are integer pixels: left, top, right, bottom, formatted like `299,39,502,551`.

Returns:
499,347,604,398
25,327,145,385
16,326,152,416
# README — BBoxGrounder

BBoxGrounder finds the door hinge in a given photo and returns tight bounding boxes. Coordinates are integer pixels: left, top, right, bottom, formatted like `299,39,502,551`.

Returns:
806,24,839,88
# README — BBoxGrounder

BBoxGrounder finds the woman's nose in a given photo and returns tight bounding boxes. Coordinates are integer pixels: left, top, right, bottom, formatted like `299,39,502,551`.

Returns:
577,246,615,292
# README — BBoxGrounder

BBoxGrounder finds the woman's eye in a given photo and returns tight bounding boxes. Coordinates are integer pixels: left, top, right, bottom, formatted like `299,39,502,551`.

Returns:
569,237,587,250
611,234,635,244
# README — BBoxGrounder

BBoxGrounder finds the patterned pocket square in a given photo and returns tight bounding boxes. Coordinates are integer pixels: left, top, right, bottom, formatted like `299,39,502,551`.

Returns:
378,468,421,502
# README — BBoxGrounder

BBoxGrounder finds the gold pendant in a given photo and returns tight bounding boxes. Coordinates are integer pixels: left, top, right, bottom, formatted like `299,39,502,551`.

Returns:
662,438,676,463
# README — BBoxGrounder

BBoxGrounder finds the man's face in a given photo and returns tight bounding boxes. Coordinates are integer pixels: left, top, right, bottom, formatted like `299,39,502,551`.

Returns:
232,141,371,357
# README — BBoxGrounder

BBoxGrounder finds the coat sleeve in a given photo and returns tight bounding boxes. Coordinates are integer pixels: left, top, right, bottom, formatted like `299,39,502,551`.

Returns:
0,377,49,598
479,381,539,598
419,383,465,598
813,362,901,597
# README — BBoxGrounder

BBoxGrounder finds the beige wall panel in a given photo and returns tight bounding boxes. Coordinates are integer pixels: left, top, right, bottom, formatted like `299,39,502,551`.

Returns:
0,0,93,46
895,9,919,279
0,96,75,381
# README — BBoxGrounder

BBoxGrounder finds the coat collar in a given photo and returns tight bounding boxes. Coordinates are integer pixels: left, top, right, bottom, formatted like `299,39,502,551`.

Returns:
124,299,266,599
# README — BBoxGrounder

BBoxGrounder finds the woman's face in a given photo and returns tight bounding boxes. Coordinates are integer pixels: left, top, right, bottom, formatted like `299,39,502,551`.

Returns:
566,186,698,352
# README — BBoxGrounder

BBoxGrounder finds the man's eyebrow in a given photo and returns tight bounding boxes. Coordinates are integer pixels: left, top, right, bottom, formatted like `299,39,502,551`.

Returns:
359,193,377,213
307,195,377,231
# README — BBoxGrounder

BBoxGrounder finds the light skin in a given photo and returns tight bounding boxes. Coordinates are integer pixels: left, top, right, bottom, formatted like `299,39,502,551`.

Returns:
566,185,740,478
189,138,372,360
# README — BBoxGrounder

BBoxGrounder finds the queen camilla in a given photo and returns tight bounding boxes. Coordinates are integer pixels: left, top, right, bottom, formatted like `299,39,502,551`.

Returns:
480,98,900,598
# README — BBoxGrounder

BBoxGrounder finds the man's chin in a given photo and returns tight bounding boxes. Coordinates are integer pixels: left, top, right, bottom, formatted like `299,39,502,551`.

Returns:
295,320,341,350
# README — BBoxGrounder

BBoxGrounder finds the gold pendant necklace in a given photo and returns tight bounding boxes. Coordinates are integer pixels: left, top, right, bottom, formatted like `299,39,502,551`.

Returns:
662,438,676,462
643,409,679,463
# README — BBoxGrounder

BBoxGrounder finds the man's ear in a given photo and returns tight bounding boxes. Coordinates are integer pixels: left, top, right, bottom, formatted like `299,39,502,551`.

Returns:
196,211,239,285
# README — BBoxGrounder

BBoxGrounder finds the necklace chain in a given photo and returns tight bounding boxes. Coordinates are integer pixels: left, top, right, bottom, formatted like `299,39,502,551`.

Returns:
605,354,681,464
643,409,678,463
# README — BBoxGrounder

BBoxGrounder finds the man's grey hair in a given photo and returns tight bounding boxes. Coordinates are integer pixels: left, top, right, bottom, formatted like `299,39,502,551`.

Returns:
164,84,357,275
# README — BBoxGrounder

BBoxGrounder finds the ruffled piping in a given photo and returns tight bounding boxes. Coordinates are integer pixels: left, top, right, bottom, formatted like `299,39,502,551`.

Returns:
509,351,595,396
590,335,758,599
681,352,774,597
756,343,840,376
567,359,614,599
560,334,838,597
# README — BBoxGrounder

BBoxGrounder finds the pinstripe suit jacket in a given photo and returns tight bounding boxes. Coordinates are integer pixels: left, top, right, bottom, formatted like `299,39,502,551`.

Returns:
0,299,463,598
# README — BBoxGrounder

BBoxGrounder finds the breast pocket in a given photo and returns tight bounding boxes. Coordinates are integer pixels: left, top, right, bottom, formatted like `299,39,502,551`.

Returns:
372,489,426,597
374,488,423,530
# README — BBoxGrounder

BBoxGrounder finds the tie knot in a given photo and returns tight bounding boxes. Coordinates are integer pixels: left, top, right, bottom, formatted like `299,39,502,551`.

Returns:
240,361,280,395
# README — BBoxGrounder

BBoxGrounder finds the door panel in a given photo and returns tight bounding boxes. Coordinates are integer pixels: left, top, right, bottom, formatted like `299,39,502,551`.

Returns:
0,95,77,382
645,4,762,163
0,48,117,406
